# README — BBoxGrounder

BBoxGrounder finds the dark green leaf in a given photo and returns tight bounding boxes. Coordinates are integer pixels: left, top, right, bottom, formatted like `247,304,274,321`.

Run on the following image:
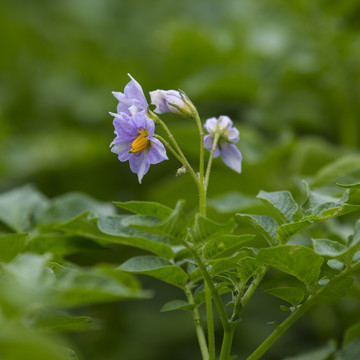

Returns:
344,322,360,346
0,233,27,262
118,255,188,288
257,245,324,286
265,287,305,306
282,340,336,360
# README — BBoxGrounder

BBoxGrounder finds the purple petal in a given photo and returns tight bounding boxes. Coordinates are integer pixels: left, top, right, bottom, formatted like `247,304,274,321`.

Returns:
124,74,148,111
218,115,233,129
129,152,150,183
204,117,218,133
219,142,242,173
112,117,138,142
226,127,239,143
147,138,168,164
111,141,132,162
150,90,183,114
145,116,155,137
204,134,220,157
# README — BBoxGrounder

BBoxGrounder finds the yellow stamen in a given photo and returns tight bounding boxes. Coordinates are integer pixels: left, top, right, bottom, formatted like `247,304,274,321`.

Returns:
129,133,148,153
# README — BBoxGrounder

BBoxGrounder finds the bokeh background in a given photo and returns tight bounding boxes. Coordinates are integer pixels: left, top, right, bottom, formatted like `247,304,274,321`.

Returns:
1,0,360,359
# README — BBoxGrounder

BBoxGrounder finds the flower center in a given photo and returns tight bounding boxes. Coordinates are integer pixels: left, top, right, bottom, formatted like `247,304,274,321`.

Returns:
129,130,149,154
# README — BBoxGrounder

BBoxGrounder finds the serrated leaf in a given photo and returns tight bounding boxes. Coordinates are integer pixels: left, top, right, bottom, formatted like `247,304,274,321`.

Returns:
57,212,174,259
35,192,114,226
237,214,278,245
344,322,360,346
114,201,173,220
257,245,324,286
265,287,304,306
160,300,195,312
202,234,255,260
257,190,298,223
0,185,48,232
312,239,348,257
118,255,188,288
0,233,27,262
192,214,237,243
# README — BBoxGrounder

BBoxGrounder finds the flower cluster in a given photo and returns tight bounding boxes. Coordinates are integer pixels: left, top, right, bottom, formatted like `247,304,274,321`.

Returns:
110,74,242,183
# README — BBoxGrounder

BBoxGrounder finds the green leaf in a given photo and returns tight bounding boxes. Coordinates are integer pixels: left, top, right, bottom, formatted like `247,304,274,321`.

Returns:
257,245,324,286
237,214,278,245
58,212,174,259
344,322,360,346
202,234,255,260
160,300,195,312
337,182,360,189
118,255,188,288
335,337,360,360
28,311,93,333
257,190,298,223
114,201,173,220
318,277,353,302
208,192,260,214
236,256,262,284
35,192,114,225
312,239,348,257
265,287,305,306
0,233,27,262
0,185,48,232
192,214,237,243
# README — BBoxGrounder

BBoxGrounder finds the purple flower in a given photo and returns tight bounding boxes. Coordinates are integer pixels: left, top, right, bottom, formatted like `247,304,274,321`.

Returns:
204,116,242,173
110,111,168,183
112,74,148,116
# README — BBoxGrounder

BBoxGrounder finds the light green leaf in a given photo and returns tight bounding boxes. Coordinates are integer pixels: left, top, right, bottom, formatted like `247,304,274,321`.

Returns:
257,245,324,286
0,185,48,232
344,322,360,346
114,200,173,220
118,255,188,288
257,190,298,223
202,234,255,260
337,182,360,189
28,311,93,333
265,287,305,306
237,214,278,245
35,192,114,225
311,154,360,188
192,214,237,243
57,213,174,259
0,233,27,262
160,300,195,312
312,239,348,257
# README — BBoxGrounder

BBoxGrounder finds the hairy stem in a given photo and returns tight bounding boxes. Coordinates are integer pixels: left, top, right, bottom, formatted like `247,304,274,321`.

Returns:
185,284,209,360
205,283,216,360
204,133,220,194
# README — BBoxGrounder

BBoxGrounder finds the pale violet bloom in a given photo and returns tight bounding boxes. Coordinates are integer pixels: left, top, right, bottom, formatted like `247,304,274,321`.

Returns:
110,111,168,183
204,116,242,173
150,89,196,117
112,74,148,116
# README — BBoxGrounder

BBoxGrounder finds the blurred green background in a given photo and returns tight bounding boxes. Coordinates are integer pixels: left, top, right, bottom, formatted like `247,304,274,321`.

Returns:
1,0,360,359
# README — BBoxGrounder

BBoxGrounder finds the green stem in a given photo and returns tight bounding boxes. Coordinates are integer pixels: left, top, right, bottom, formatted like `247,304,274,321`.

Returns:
241,266,268,310
204,133,220,194
205,283,216,360
193,112,206,216
219,324,237,360
154,134,199,186
247,261,360,360
185,284,209,360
